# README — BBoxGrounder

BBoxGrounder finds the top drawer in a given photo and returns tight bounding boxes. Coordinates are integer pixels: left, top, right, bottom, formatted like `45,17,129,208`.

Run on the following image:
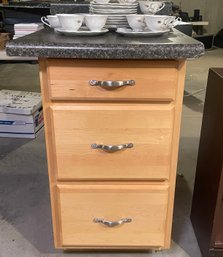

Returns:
46,59,178,102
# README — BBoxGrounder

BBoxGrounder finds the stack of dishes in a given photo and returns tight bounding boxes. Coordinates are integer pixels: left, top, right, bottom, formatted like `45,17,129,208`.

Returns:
106,15,129,28
90,1,138,29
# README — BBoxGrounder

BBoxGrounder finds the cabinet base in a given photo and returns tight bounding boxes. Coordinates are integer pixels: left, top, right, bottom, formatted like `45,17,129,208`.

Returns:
61,246,165,251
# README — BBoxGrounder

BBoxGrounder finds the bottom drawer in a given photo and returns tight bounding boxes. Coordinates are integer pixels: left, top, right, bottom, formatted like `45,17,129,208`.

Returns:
56,184,169,248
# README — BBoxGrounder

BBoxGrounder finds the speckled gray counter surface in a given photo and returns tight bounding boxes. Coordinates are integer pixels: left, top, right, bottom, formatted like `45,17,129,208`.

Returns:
0,2,51,9
6,28,204,59
0,1,89,10
51,2,90,14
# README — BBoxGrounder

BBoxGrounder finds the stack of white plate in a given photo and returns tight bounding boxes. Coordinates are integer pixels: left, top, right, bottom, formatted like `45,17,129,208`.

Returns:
106,15,129,28
90,2,138,29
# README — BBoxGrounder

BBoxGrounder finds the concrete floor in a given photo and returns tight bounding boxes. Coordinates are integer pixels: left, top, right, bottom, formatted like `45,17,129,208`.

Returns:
0,48,223,257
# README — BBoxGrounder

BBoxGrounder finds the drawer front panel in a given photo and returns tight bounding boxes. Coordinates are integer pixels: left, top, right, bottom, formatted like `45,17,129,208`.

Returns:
57,184,169,247
50,104,174,180
47,59,178,101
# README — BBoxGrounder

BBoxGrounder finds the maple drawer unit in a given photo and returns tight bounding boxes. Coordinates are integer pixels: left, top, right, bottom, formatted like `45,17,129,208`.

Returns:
40,58,185,250
6,28,204,251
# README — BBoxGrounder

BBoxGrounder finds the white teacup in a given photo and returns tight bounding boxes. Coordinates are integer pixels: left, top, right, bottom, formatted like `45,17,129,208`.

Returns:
144,15,174,31
139,1,165,14
57,14,84,31
84,14,108,31
126,15,146,32
168,17,182,28
41,15,60,28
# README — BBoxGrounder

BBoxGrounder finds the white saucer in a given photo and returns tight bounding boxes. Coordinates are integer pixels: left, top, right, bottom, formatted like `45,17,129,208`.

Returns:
91,2,138,6
116,28,170,37
55,27,109,36
90,9,137,14
91,5,137,9
105,24,129,29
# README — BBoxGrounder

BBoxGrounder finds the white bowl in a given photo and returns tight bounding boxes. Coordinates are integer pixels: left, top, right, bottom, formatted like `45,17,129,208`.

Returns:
139,1,165,14
57,14,84,31
84,14,108,31
126,15,146,32
144,15,173,31
41,15,60,28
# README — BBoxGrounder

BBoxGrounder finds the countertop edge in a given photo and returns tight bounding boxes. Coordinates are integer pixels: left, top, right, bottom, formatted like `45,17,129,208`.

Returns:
6,42,205,60
0,3,51,8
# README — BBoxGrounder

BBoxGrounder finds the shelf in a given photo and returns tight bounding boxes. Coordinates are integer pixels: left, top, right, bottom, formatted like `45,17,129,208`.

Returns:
190,21,209,26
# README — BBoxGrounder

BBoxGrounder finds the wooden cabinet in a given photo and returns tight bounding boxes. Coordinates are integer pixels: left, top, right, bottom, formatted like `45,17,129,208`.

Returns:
39,58,186,250
191,68,223,257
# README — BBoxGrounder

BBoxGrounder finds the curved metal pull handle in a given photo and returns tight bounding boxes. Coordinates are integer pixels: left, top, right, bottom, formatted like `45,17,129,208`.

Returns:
91,143,133,153
89,80,135,89
93,217,132,228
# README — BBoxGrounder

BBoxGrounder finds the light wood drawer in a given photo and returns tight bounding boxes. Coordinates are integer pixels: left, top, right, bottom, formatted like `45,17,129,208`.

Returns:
56,184,169,248
46,59,178,101
50,103,174,181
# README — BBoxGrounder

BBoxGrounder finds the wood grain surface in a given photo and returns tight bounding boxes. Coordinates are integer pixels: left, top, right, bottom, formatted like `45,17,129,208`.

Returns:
47,59,178,102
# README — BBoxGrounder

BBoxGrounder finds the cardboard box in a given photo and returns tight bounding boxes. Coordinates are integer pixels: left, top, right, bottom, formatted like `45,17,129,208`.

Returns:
0,33,10,50
0,90,44,138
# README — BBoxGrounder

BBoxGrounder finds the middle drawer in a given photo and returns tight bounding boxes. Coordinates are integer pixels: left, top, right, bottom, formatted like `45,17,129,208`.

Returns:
49,104,174,181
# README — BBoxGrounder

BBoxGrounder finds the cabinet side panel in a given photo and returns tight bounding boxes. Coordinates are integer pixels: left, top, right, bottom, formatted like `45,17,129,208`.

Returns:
191,68,223,255
209,70,223,251
164,60,186,248
38,58,62,247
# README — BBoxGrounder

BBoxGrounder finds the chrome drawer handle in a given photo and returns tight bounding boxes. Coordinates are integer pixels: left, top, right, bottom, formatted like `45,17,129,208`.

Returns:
93,217,132,228
91,143,133,153
89,80,135,89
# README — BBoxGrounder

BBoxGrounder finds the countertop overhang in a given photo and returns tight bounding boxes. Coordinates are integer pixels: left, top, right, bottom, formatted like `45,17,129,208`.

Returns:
6,28,205,60
0,1,51,8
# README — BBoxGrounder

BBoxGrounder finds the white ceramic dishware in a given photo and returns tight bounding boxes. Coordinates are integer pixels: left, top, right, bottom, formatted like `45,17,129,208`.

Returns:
84,14,108,31
57,14,84,31
90,1,138,29
55,27,109,36
118,0,136,3
116,27,169,37
126,15,146,31
91,9,136,14
91,2,138,6
169,17,182,28
94,0,110,4
41,15,60,28
144,15,174,31
139,1,165,14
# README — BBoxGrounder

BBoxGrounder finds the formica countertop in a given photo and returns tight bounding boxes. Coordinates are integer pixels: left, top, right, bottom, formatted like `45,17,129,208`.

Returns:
50,2,90,14
0,0,89,10
6,28,205,60
0,1,51,9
